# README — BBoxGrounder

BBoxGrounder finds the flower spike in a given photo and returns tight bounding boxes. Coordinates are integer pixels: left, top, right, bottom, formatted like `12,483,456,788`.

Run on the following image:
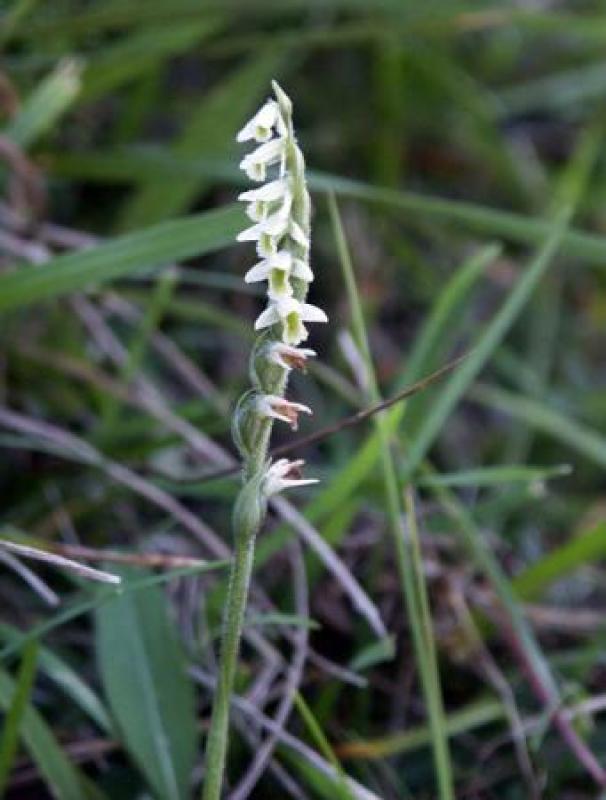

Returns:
203,82,326,800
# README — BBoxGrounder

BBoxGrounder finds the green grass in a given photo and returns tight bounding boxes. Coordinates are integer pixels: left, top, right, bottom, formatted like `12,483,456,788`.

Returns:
3,4,606,798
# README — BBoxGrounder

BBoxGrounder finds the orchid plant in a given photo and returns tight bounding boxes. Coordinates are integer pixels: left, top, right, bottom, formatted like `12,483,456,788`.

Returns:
201,81,326,800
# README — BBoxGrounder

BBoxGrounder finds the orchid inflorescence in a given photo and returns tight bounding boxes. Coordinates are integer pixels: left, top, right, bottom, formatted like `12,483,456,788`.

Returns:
233,80,326,493
203,82,325,800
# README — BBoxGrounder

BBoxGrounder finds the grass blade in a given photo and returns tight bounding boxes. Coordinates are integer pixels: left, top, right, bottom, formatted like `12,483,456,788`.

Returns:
0,662,84,800
0,562,227,663
293,692,354,800
0,641,38,796
329,192,455,800
0,623,112,734
0,204,242,313
4,59,81,149
513,522,606,601
471,383,606,470
400,204,571,479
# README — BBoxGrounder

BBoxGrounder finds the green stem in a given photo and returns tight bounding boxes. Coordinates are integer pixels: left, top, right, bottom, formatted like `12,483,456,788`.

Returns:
201,493,260,800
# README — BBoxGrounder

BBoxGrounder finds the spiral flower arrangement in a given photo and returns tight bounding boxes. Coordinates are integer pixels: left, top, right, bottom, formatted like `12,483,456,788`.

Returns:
202,82,325,800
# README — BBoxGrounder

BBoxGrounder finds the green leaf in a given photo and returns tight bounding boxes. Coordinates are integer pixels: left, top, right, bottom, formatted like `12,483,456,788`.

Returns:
0,204,242,314
393,244,501,389
348,635,395,672
0,623,112,734
0,562,227,663
417,463,572,488
0,641,38,795
4,59,82,149
400,204,572,479
471,383,606,470
95,565,197,800
514,522,606,600
47,149,606,269
0,664,84,800
329,192,455,800
293,692,354,800
337,699,504,760
245,612,320,630
82,20,221,100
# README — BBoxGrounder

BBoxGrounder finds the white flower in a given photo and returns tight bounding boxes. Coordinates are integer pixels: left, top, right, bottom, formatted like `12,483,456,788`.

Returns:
236,100,279,143
238,178,290,204
244,252,314,300
237,83,326,347
255,297,328,345
267,342,316,371
264,459,319,495
246,193,292,225
240,178,293,223
237,211,289,241
244,251,291,283
256,395,312,430
239,138,285,182
244,252,290,299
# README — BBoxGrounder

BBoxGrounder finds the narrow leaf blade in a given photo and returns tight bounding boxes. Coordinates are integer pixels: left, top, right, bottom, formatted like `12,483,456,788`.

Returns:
95,566,197,800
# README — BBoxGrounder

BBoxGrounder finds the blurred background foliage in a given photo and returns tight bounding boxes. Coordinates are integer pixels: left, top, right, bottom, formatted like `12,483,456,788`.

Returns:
2,1,606,798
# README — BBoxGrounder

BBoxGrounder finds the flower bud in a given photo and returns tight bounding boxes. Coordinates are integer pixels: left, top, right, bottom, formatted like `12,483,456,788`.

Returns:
231,390,264,459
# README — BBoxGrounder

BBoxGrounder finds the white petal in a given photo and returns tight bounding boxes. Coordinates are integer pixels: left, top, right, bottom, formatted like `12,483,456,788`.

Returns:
244,261,271,283
256,396,312,430
236,100,279,143
300,303,328,323
261,213,289,237
237,222,263,242
256,395,290,425
264,457,319,495
261,407,291,425
254,303,280,330
240,138,284,169
283,477,319,489
291,258,314,282
238,178,289,203
288,401,313,415
267,343,316,370
274,296,300,319
267,251,292,271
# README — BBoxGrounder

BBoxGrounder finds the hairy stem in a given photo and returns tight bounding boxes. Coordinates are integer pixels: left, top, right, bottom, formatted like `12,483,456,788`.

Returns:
202,492,262,800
